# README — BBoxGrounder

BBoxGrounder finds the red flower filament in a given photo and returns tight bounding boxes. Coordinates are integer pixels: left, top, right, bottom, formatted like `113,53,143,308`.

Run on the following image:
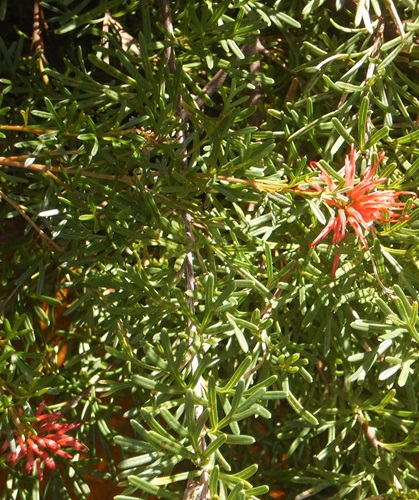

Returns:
0,402,87,481
308,145,416,276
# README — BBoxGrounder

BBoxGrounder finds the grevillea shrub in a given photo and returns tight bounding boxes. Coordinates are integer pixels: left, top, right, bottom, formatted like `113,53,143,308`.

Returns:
0,1,418,499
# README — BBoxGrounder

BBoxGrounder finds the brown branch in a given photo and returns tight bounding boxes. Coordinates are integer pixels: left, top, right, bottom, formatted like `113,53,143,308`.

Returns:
160,0,176,74
180,69,228,121
244,273,292,379
158,2,209,497
356,412,380,449
181,37,298,122
0,157,135,185
0,189,62,251
33,0,49,85
100,11,141,64
363,17,385,143
0,124,157,142
244,38,264,126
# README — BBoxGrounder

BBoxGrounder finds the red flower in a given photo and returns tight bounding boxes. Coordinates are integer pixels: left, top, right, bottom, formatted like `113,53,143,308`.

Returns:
0,402,87,480
307,145,416,276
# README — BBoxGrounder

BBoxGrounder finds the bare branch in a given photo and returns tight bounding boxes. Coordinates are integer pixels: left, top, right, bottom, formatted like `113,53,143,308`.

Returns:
100,11,141,63
160,0,176,73
32,0,49,85
0,189,62,251
158,2,208,498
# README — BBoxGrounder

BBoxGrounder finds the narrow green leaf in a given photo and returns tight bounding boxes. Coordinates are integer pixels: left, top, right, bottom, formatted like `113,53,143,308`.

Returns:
205,273,215,311
160,330,186,386
185,388,198,451
227,481,245,500
189,354,212,389
307,198,326,225
244,375,277,396
115,495,144,500
44,97,65,130
224,434,255,445
231,404,271,422
247,485,270,496
226,313,249,353
201,434,227,462
114,435,154,454
33,305,50,325
33,294,62,307
209,464,220,497
152,470,202,486
138,33,153,82
373,389,396,410
227,379,246,416
216,448,231,472
351,320,392,332
219,357,252,393
118,453,159,469
331,117,355,144
263,390,288,400
334,81,364,92
236,267,271,297
132,375,184,394
398,361,413,387
393,285,412,323
409,301,418,329
191,408,210,449
375,297,395,317
208,375,218,428
395,128,419,145
379,364,401,381
272,11,301,28
364,126,389,148
236,388,266,414
88,54,136,86
126,476,174,499
286,392,319,425
358,95,369,149
140,410,175,442
144,429,195,460
377,43,405,71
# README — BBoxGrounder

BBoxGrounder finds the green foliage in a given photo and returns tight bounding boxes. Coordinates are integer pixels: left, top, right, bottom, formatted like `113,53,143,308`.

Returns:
0,0,418,499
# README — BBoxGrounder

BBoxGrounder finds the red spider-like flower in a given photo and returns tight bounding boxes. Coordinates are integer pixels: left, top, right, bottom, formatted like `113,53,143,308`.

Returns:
308,145,416,276
0,402,87,481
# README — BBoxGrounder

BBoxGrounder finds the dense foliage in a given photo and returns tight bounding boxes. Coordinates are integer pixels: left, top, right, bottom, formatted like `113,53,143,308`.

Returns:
0,0,418,498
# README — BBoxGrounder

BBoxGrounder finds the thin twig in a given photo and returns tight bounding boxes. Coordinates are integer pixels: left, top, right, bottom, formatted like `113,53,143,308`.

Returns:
244,273,292,379
0,283,21,315
356,412,380,449
32,0,49,85
245,38,263,126
100,11,141,64
179,69,228,121
0,125,157,143
365,17,385,82
159,2,208,498
0,189,62,251
0,157,135,185
0,155,299,193
160,0,176,74
180,37,299,122
363,17,385,144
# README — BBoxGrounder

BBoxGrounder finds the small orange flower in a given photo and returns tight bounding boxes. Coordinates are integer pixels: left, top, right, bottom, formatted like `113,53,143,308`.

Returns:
307,145,416,276
0,402,87,480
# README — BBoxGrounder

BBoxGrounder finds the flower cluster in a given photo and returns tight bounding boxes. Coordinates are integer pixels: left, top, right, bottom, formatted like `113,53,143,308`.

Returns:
0,402,87,480
307,145,416,276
